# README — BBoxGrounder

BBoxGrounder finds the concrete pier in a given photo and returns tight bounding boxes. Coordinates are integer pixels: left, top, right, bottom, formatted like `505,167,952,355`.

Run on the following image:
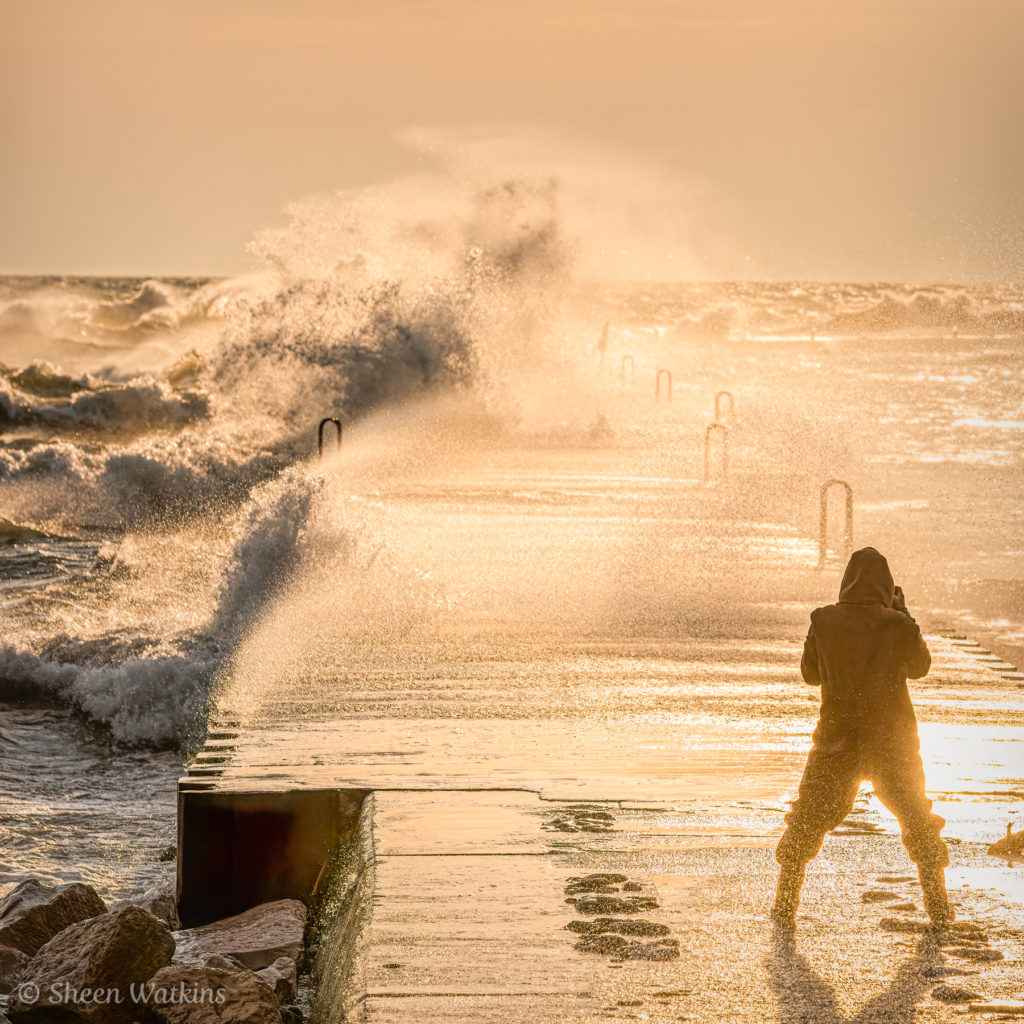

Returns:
178,446,1024,1020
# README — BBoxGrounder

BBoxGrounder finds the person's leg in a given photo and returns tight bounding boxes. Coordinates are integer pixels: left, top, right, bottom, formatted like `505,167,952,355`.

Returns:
868,741,952,926
773,739,861,924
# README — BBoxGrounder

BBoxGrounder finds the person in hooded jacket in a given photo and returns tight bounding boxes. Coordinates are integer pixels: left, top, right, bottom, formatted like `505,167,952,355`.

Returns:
771,547,952,928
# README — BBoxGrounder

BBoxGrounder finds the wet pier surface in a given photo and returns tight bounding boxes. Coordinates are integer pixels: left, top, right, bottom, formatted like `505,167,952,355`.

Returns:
188,442,1024,1021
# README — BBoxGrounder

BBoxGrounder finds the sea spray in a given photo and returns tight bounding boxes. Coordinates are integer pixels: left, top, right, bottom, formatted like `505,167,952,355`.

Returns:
0,466,329,747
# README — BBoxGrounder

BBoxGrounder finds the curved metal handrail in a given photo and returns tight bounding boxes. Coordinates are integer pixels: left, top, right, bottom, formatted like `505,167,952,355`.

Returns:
318,417,342,460
655,368,673,403
818,479,853,568
704,423,729,481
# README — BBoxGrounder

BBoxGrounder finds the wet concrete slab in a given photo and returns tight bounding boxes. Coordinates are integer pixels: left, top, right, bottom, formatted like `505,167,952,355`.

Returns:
343,790,1023,1024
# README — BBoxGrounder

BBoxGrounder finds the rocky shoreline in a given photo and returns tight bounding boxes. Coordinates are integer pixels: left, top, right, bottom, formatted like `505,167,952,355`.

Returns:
0,879,312,1023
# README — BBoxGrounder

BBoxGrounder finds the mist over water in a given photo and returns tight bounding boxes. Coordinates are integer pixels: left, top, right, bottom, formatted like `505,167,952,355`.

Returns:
1,164,1022,899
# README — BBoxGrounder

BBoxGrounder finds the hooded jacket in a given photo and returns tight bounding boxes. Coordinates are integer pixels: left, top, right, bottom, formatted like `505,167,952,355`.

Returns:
801,547,931,740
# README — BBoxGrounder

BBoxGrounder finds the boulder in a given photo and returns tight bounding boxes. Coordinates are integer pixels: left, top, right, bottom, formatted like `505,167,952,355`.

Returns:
113,880,180,931
172,901,306,971
0,880,107,956
0,943,29,995
7,904,174,1023
257,957,297,1003
143,961,282,1023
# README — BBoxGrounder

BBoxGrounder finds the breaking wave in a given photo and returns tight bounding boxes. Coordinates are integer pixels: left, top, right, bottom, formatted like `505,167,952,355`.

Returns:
0,467,334,747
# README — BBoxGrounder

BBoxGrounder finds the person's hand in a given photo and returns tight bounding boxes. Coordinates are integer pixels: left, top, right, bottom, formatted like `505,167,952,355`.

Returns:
892,585,908,613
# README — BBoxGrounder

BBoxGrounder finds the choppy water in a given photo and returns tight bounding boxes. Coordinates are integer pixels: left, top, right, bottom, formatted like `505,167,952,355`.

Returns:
1,250,1022,904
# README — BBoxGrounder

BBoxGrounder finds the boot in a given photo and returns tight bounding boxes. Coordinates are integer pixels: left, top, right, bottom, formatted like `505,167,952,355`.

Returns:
771,862,806,927
918,863,954,928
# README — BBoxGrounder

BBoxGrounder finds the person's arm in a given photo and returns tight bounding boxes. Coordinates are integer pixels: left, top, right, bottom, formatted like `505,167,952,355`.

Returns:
903,620,931,679
800,623,821,684
894,586,931,678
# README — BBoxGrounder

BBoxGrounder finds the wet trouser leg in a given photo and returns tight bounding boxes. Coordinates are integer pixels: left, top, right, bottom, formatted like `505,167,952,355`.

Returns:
867,740,951,922
775,738,863,866
866,741,949,869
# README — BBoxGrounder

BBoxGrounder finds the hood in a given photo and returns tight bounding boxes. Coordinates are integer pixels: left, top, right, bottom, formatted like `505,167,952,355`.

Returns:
838,547,894,606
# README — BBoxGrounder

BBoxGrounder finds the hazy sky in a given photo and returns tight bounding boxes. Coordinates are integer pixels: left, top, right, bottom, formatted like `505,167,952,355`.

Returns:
2,0,1021,281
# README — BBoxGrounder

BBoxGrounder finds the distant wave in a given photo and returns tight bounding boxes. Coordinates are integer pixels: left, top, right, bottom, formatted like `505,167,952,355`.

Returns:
822,290,1024,335
0,371,209,433
0,277,249,350
0,437,287,530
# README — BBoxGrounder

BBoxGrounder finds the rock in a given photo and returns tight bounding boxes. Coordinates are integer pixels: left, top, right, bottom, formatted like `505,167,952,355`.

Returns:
567,918,670,937
7,904,174,1023
172,900,307,971
965,1002,1024,1015
946,946,1004,962
0,944,29,995
203,954,248,971
138,892,181,931
112,881,180,931
134,881,181,931
932,985,982,1004
0,880,107,957
890,902,918,911
619,942,680,961
574,934,630,954
621,881,643,892
987,824,1024,858
861,890,898,903
143,961,283,1023
280,1009,304,1024
574,894,658,916
257,956,297,1002
876,875,916,883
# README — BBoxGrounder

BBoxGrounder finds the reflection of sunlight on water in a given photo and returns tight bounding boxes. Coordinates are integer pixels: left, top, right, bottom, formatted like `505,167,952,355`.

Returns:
867,723,1024,844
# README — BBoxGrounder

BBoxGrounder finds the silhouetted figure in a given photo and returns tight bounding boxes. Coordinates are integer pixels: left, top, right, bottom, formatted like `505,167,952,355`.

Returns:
772,547,952,928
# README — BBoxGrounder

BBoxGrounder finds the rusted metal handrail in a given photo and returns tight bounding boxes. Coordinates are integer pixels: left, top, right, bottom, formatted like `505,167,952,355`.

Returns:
704,423,729,481
714,390,734,422
655,368,672,403
318,417,342,460
620,354,635,382
818,478,853,568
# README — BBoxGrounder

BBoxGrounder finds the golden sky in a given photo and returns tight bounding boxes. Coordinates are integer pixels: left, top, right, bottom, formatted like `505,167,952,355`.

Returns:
1,0,1021,280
